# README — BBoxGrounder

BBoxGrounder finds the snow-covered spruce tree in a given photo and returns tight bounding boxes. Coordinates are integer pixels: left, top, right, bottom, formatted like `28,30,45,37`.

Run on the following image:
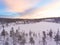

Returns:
15,29,21,43
20,35,26,45
25,33,28,37
29,36,35,45
43,31,46,39
5,38,9,45
33,32,36,37
18,32,26,45
54,30,60,45
42,31,47,45
15,29,20,37
38,33,41,44
1,29,6,37
29,30,32,37
1,27,6,45
10,27,15,37
10,27,16,45
48,29,53,38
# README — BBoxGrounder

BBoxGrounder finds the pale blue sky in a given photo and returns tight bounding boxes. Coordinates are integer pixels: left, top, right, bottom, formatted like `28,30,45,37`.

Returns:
0,0,59,18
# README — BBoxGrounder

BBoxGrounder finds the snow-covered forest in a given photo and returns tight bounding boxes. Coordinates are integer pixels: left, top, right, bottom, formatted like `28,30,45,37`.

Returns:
0,20,60,45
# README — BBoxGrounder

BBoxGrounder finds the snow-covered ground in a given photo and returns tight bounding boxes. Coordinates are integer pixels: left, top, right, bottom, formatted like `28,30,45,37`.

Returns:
0,22,60,45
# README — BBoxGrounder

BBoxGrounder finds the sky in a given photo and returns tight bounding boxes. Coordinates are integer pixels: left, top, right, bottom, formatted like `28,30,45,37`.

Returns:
0,0,60,19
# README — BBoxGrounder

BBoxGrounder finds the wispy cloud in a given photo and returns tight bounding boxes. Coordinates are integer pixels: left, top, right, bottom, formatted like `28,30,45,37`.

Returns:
20,0,60,19
5,0,41,12
0,0,60,18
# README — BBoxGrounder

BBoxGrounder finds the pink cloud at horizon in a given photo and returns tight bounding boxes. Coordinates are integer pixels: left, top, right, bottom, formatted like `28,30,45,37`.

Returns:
19,0,60,19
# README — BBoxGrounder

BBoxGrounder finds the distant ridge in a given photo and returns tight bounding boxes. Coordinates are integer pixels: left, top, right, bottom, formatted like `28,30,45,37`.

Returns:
0,17,60,23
